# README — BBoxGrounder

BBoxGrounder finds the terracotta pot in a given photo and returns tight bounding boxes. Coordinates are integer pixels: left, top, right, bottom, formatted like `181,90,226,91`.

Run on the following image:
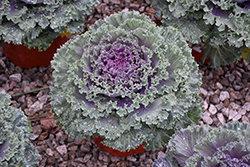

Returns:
191,49,211,63
92,136,147,157
1,36,68,68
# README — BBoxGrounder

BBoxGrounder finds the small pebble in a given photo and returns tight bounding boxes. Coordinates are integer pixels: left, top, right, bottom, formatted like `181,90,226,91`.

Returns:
217,113,226,124
219,91,230,101
9,73,22,82
202,111,213,125
228,109,238,120
208,104,217,115
56,145,67,155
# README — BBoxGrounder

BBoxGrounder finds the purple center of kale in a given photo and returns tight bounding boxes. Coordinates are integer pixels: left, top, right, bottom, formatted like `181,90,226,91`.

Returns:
98,44,146,82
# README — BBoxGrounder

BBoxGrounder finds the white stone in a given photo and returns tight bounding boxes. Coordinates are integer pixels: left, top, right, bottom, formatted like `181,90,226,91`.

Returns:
46,148,54,156
219,91,230,101
216,82,223,89
222,108,230,117
56,145,67,155
200,88,208,96
242,102,250,111
29,133,39,141
238,108,246,115
217,113,225,124
242,116,250,123
232,114,242,121
203,101,208,110
208,104,217,115
228,109,238,120
230,102,241,110
202,111,213,125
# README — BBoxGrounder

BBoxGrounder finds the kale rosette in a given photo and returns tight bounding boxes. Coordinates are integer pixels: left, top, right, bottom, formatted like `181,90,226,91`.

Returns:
153,121,250,167
0,92,39,167
0,0,99,50
151,0,250,67
50,11,202,151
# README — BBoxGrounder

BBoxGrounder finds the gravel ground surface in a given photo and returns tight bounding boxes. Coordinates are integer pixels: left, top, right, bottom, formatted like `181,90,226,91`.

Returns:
0,0,250,167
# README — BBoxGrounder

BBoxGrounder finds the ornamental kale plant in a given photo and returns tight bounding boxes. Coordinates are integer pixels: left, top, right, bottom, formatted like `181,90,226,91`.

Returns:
153,121,250,167
0,92,39,167
151,0,250,67
0,0,99,50
50,11,203,152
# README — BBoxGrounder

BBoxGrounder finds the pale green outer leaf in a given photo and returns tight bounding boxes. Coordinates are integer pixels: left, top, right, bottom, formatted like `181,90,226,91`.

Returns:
0,92,39,167
50,11,202,151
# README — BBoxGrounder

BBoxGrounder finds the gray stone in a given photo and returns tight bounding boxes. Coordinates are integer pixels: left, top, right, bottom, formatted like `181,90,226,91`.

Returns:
243,72,250,80
217,113,225,124
9,73,22,82
130,3,140,9
56,145,67,155
233,85,243,91
30,100,44,112
110,155,121,162
0,59,6,68
210,94,220,104
246,94,250,102
221,77,230,86
219,91,230,101
80,144,91,152
139,153,146,161
30,133,39,140
83,154,92,163
109,0,119,4
230,91,243,100
38,95,49,103
209,104,217,115
75,157,84,163
68,145,78,151
98,151,109,162
59,161,67,167
227,74,235,82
